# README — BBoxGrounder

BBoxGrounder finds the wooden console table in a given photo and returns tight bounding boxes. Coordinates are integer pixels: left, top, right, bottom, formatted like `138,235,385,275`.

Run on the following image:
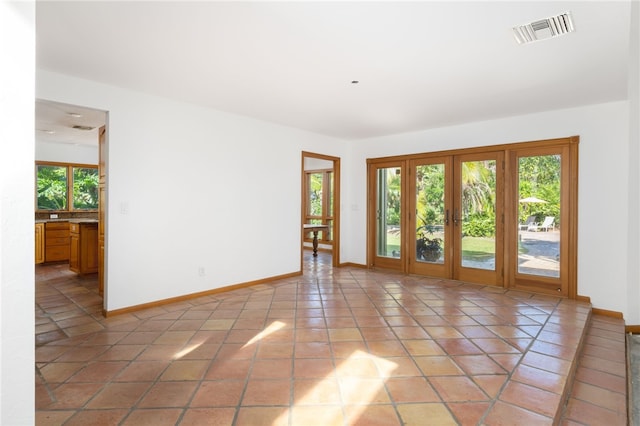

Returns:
303,224,329,257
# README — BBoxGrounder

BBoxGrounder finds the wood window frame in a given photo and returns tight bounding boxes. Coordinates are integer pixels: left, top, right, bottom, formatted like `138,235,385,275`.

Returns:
35,161,99,213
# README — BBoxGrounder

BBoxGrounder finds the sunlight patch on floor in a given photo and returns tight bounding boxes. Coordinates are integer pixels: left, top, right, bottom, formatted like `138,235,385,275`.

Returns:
173,341,204,359
275,350,397,425
242,320,287,348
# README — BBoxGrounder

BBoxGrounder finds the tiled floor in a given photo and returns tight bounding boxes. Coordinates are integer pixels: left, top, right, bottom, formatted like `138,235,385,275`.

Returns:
560,316,628,425
35,252,627,425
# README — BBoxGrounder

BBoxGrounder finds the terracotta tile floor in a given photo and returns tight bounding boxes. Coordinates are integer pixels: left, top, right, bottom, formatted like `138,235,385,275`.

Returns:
35,253,627,425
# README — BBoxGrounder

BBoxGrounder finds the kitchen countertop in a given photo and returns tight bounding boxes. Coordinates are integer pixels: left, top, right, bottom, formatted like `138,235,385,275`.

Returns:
36,218,98,224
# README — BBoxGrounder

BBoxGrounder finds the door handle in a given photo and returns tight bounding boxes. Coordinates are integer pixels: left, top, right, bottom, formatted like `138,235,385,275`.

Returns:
453,208,459,226
445,209,450,226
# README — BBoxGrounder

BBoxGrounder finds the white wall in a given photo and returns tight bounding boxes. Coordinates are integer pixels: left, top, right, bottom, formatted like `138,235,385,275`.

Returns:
37,70,348,311
0,1,35,424
346,101,633,320
627,0,640,326
35,140,98,164
304,157,333,170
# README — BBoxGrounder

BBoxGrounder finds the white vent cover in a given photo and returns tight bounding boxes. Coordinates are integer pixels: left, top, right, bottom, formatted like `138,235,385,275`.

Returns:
513,12,575,44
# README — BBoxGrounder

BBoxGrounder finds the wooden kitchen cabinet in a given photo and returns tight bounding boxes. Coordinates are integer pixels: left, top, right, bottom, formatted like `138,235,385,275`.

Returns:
35,223,45,264
69,221,99,275
45,221,70,262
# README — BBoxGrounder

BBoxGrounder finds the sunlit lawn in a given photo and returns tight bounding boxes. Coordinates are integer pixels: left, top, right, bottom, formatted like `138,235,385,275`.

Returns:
461,237,495,260
384,233,495,259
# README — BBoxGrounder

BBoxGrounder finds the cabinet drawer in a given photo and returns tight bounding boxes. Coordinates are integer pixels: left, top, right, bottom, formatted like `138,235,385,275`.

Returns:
46,229,70,239
46,237,70,246
45,222,69,230
46,245,70,262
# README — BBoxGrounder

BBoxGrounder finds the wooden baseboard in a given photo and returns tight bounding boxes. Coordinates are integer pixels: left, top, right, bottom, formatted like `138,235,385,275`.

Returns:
103,270,302,317
591,307,624,319
339,262,367,269
576,294,591,303
577,294,625,322
626,325,640,334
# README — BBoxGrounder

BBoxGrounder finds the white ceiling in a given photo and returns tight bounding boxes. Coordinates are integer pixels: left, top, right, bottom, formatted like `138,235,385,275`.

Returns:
35,99,106,147
35,1,631,143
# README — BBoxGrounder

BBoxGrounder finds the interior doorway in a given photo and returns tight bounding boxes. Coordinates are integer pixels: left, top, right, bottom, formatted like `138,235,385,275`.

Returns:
301,151,340,269
35,99,108,310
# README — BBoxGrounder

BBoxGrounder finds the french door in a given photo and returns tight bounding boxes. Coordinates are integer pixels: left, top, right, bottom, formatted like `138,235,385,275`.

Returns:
404,153,504,286
368,137,578,297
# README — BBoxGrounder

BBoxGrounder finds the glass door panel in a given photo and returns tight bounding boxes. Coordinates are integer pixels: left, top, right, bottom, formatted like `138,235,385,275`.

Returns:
454,153,503,285
416,163,445,264
460,159,497,270
376,167,402,258
510,145,571,297
369,162,404,271
517,154,561,278
409,158,451,277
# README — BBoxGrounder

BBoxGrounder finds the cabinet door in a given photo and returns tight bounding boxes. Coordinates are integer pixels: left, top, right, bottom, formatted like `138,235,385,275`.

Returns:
69,233,79,271
84,225,99,273
35,224,45,264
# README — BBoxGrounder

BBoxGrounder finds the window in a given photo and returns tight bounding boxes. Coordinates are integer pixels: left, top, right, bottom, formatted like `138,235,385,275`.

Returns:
304,169,333,243
36,162,99,211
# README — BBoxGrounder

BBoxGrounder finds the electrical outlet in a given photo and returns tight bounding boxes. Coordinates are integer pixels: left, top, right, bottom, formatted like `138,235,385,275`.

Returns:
198,267,205,277
49,213,58,219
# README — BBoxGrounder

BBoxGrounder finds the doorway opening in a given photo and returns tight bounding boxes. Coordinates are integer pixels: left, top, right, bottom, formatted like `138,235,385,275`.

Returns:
301,151,341,269
35,99,108,311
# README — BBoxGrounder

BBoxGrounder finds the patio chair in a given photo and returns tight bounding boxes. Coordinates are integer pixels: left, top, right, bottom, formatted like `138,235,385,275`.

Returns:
519,215,537,230
529,216,555,232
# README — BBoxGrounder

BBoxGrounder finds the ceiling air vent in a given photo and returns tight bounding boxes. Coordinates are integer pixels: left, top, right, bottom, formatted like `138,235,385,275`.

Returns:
513,12,575,45
72,125,95,131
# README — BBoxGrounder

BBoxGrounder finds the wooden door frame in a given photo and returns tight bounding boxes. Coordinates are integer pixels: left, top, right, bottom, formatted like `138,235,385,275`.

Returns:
366,136,579,299
301,151,340,268
452,151,505,286
407,156,453,278
366,160,406,272
504,142,578,298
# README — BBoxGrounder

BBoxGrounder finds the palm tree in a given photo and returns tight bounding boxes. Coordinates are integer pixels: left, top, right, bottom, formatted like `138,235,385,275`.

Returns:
460,160,495,218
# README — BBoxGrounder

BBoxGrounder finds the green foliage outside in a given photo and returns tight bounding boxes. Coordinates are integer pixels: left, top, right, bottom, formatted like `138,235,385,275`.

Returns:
385,170,401,225
462,213,495,237
73,167,99,210
416,164,444,232
37,164,98,211
460,160,496,238
37,165,67,210
518,155,561,226
309,173,323,216
404,154,560,259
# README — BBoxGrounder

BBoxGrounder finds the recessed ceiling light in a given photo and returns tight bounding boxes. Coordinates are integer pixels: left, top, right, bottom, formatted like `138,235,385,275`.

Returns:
37,129,56,134
351,80,359,84
513,12,575,45
67,112,82,118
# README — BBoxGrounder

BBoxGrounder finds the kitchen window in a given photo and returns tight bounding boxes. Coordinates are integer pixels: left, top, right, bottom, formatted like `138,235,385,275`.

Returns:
36,161,99,211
